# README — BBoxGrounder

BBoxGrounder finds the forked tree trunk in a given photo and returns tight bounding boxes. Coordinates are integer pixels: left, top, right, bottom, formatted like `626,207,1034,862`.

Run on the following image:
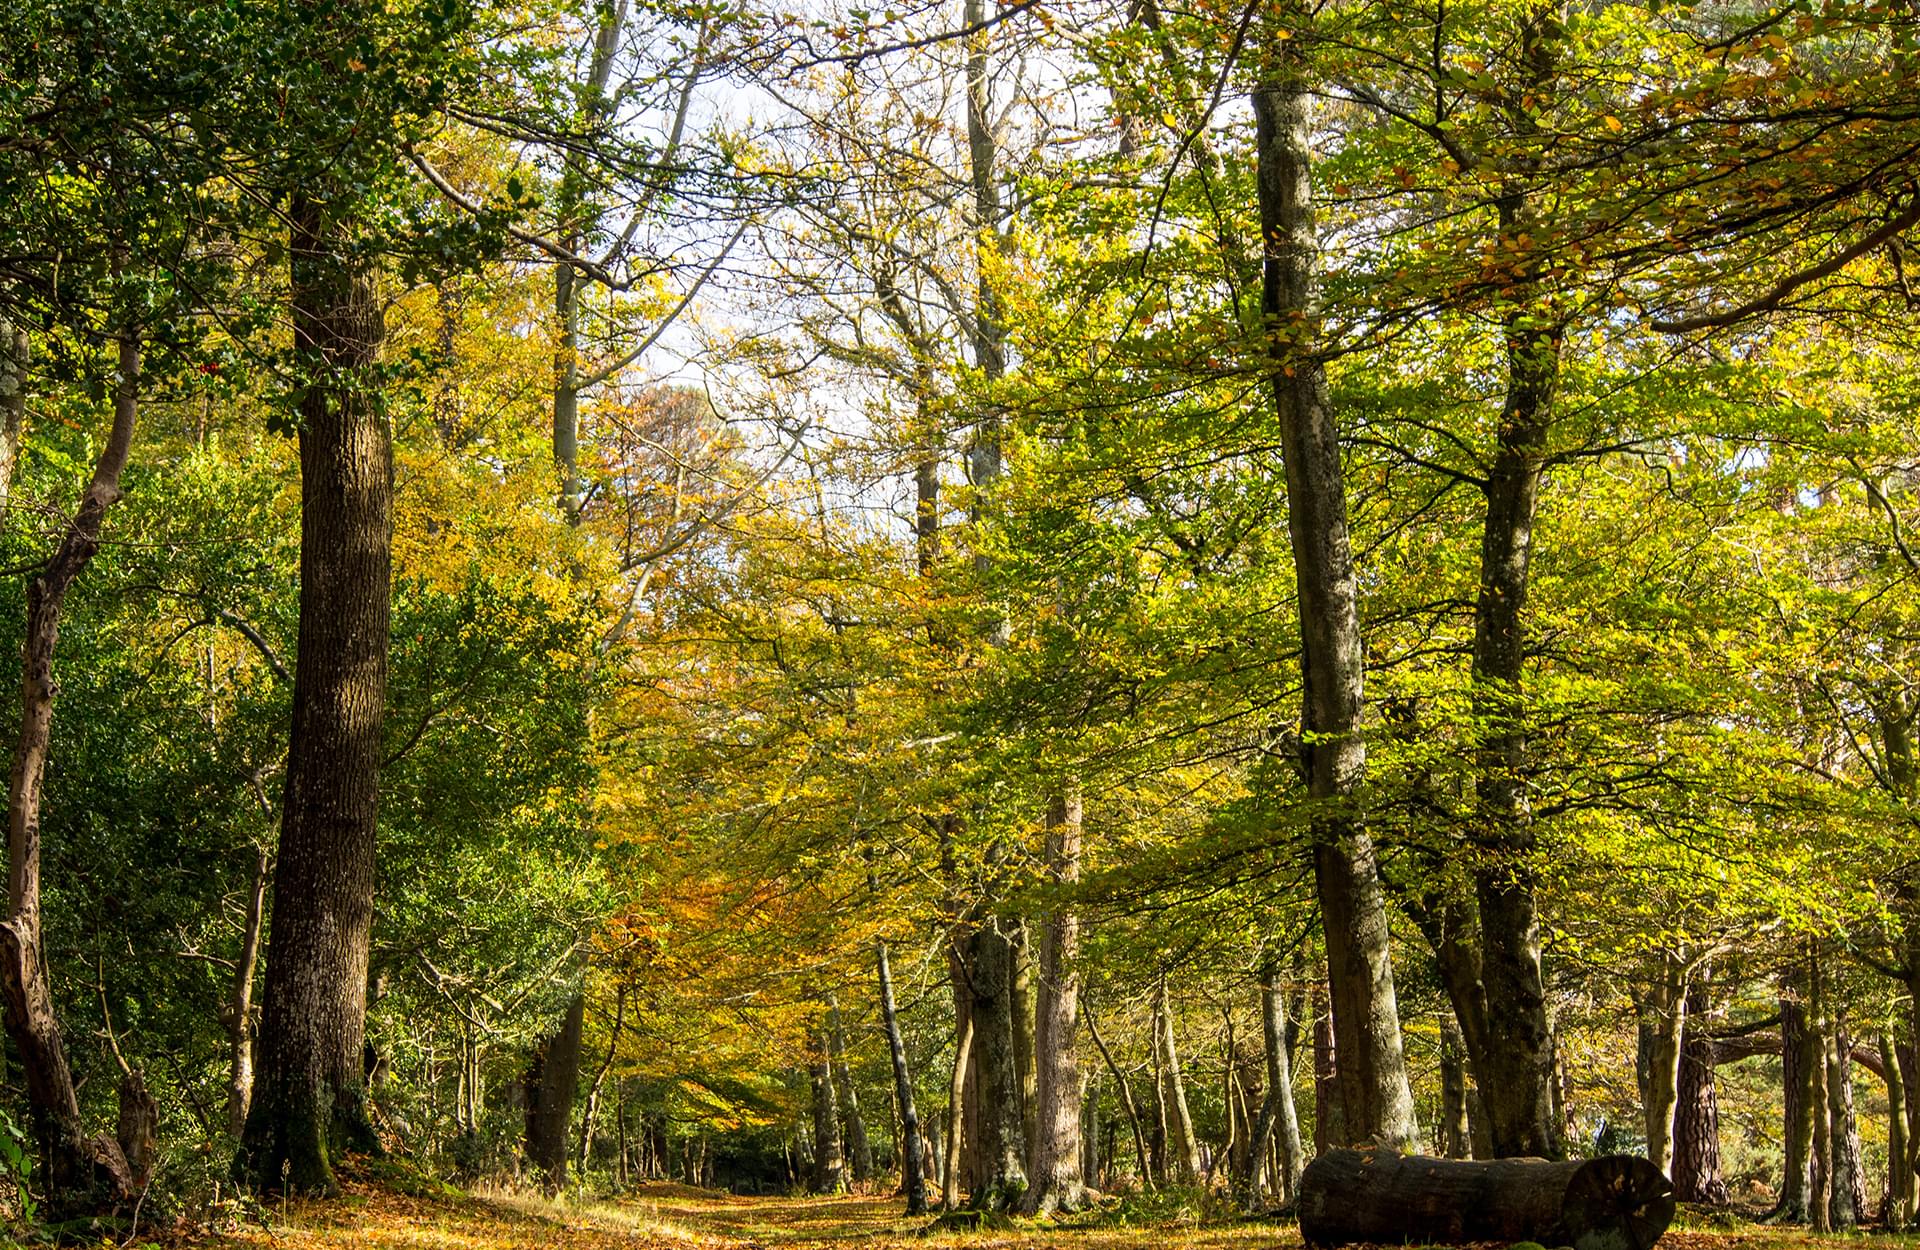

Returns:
877,941,929,1213
1023,788,1087,1215
237,190,392,1194
1252,70,1418,1154
1,323,142,1215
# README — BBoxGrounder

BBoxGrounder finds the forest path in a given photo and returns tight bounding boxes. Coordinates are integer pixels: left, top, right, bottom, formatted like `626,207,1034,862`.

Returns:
190,1173,1867,1250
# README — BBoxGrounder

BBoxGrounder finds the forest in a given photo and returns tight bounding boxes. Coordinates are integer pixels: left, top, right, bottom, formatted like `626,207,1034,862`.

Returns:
0,0,1917,1244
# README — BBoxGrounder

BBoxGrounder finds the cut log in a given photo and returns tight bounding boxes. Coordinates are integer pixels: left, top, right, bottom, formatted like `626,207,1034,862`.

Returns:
1299,1150,1674,1250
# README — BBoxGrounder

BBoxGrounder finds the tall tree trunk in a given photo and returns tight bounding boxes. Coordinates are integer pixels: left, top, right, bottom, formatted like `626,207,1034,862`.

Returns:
965,920,1027,1208
877,942,929,1213
1439,1017,1472,1159
1012,923,1036,1153
1247,962,1303,1209
238,191,391,1194
1154,979,1202,1184
828,994,873,1184
1,321,142,1214
525,993,585,1192
1810,958,1834,1233
1781,998,1815,1222
942,1013,973,1208
812,1033,847,1194
1884,1032,1911,1228
1827,1022,1864,1227
1312,990,1343,1156
1672,978,1728,1204
225,843,271,1138
1252,72,1419,1154
1637,955,1686,1178
1023,788,1086,1215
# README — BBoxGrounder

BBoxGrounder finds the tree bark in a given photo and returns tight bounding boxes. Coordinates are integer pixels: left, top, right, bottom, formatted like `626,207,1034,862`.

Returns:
1780,998,1815,1222
877,941,929,1213
525,993,585,1192
1023,788,1087,1215
1312,990,1343,1156
1672,978,1728,1205
1247,961,1304,1209
1,321,142,1214
942,1012,973,1208
812,1033,847,1194
965,919,1027,1208
1253,73,1419,1154
1884,1032,1911,1228
1299,1150,1674,1250
1154,978,1202,1184
828,993,873,1184
1440,1016,1472,1159
1826,1022,1864,1227
1636,955,1686,1178
237,190,392,1195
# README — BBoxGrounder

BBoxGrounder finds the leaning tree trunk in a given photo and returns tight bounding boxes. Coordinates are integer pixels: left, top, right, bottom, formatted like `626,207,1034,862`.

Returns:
578,986,626,1175
1,322,142,1215
1672,978,1728,1204
224,843,270,1138
237,190,392,1195
878,941,929,1213
525,993,585,1192
1023,787,1087,1215
1253,70,1418,1154
1298,1150,1674,1250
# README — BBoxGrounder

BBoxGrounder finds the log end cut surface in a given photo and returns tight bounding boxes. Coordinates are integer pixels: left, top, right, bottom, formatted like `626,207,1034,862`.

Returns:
1298,1150,1674,1250
1562,1155,1676,1250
